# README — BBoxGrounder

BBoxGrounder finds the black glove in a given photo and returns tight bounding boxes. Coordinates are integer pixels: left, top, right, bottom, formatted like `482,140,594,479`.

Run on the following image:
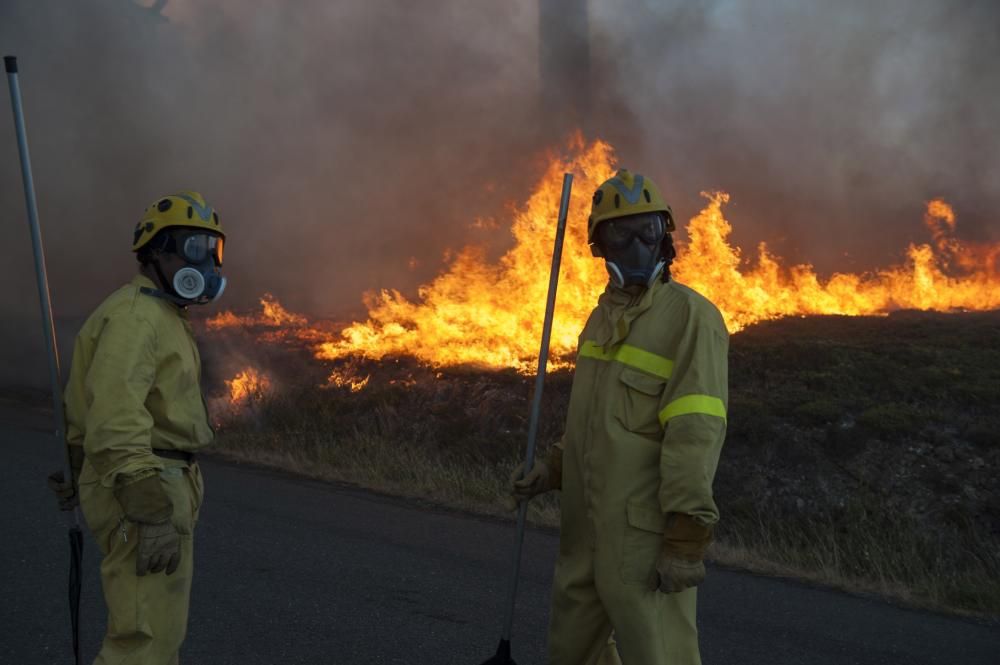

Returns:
46,446,85,511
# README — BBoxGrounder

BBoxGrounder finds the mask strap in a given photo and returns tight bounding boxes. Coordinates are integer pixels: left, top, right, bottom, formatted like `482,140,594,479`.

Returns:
139,286,189,307
605,261,626,289
646,259,666,288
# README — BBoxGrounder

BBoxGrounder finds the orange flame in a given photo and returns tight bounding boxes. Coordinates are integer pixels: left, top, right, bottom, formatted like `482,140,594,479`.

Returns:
208,293,306,331
672,193,1000,330
225,368,271,405
328,368,371,392
209,138,1000,373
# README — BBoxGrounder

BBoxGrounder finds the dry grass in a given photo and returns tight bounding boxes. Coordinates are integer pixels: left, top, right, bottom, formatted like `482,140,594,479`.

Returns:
710,496,1000,618
211,379,563,527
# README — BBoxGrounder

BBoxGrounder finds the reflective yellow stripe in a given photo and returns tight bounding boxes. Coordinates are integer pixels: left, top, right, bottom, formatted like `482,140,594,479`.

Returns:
659,394,727,427
578,340,674,380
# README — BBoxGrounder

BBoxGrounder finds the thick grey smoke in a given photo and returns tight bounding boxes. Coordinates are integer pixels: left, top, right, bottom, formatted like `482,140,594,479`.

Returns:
587,0,1000,267
2,0,997,387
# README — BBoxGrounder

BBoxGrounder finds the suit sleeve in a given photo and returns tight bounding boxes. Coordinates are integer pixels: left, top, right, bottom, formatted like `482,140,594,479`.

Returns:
657,309,729,525
83,313,164,487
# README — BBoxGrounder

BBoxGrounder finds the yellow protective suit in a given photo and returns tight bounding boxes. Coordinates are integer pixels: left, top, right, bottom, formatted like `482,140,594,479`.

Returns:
65,274,213,665
549,278,729,665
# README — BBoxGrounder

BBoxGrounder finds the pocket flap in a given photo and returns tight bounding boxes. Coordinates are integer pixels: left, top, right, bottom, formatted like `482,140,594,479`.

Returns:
619,367,666,396
626,498,665,533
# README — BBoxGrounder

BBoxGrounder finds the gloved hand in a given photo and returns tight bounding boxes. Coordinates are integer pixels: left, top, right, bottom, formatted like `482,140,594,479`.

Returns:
650,512,713,594
505,445,563,510
46,446,85,511
114,472,179,576
136,521,181,576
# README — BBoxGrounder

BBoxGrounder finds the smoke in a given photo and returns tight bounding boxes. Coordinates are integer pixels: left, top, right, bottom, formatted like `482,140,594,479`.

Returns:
0,0,545,385
587,0,1000,268
1,0,997,387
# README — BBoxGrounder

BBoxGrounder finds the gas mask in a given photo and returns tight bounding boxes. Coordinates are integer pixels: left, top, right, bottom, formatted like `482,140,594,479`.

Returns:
148,231,226,305
171,232,226,303
595,212,666,289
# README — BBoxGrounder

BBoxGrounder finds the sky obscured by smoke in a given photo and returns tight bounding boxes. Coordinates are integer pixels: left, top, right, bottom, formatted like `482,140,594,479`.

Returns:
1,0,997,386
588,0,999,267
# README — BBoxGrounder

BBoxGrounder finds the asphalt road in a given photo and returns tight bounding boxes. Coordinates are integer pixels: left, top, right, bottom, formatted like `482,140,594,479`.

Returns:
2,405,998,665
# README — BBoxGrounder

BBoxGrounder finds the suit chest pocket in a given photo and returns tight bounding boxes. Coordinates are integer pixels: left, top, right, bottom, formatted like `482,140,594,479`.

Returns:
615,367,666,439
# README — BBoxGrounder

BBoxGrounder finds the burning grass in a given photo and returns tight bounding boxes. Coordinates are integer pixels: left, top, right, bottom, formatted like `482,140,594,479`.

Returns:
202,310,1000,618
209,137,1000,373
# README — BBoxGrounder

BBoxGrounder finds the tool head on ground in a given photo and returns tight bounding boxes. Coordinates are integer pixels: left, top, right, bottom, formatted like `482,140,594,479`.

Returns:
479,638,516,665
588,170,676,288
134,191,227,304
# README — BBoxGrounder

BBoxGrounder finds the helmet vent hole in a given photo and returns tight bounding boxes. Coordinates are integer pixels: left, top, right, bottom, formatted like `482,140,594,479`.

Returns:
614,193,620,208
187,206,193,219
644,189,651,203
157,199,172,212
213,212,219,224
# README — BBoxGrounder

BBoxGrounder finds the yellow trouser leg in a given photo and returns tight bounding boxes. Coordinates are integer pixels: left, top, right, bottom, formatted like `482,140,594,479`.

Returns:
595,540,701,665
549,544,698,665
548,546,616,665
79,461,203,665
93,526,194,664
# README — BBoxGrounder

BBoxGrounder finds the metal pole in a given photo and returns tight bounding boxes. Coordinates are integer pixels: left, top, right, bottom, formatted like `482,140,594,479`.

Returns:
500,172,573,643
5,55,84,665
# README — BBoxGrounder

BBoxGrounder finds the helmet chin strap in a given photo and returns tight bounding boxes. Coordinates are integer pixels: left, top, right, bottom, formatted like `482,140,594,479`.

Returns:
150,256,173,294
143,255,190,306
139,286,190,307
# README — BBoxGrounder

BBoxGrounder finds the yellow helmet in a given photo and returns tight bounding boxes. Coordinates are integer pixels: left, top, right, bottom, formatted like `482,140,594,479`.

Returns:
588,169,674,252
132,191,225,251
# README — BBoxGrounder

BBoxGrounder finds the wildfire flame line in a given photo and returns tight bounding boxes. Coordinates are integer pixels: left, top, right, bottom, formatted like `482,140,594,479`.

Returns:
208,138,1000,374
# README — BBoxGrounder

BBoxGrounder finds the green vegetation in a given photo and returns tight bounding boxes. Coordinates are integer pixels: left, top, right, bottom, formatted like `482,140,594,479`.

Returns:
208,310,1000,618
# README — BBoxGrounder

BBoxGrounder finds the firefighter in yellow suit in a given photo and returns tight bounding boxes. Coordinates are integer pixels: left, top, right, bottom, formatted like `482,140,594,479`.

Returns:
47,192,226,665
511,171,728,665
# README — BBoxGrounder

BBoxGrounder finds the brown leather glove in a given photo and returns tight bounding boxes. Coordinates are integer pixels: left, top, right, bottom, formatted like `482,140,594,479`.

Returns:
136,522,182,576
114,472,180,576
650,513,713,594
46,445,85,511
506,445,563,510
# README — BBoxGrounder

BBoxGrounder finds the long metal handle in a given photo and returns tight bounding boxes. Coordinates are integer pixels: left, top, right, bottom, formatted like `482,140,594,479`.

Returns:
500,172,573,642
5,56,80,528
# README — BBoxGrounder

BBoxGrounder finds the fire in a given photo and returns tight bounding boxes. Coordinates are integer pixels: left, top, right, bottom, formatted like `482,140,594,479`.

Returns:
226,368,271,405
208,293,306,331
314,137,616,372
208,137,1000,374
673,193,1000,331
328,368,371,392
